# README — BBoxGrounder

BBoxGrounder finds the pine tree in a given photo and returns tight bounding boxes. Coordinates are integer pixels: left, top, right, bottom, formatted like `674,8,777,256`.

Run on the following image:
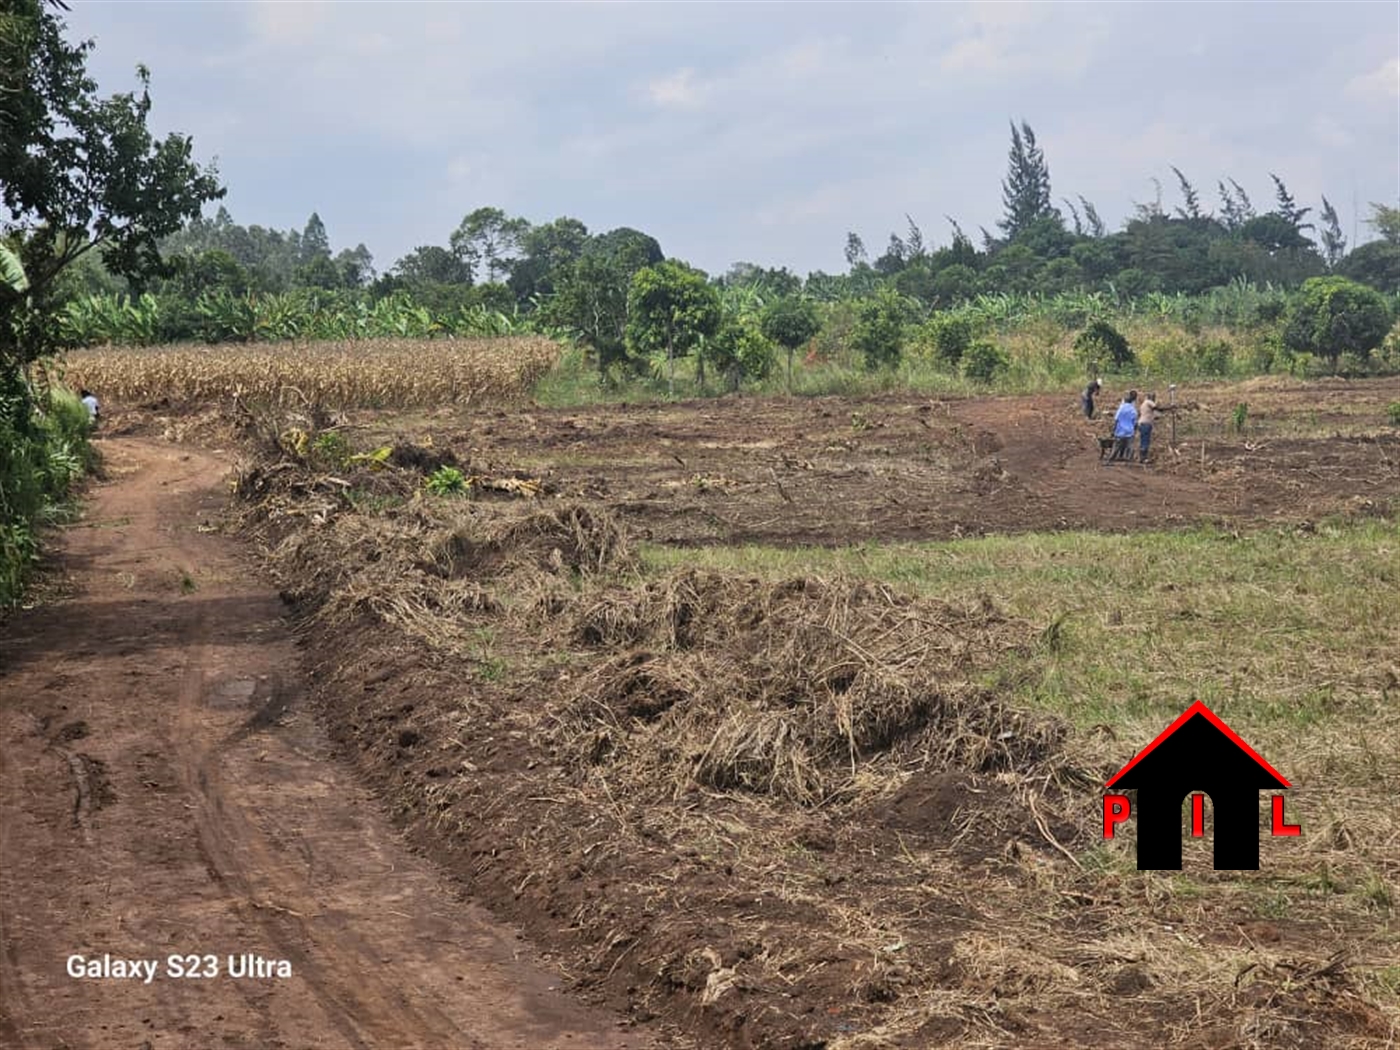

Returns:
999,120,1055,238
904,215,925,259
1318,196,1347,268
1078,197,1106,238
1229,179,1256,220
1219,179,1255,231
1270,174,1313,232
1061,197,1084,236
1171,166,1203,220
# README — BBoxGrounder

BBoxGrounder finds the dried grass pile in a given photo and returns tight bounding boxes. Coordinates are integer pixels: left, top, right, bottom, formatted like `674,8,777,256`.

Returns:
235,441,633,654
267,497,629,653
557,569,1065,804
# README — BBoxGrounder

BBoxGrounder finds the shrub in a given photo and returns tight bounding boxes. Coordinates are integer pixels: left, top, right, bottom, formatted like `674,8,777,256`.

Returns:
0,384,93,605
1336,352,1371,378
924,313,976,368
1386,402,1400,427
1195,339,1232,377
310,430,350,468
705,316,776,387
425,466,468,496
1074,320,1134,372
1376,323,1400,373
1231,402,1249,434
961,340,1010,382
852,290,912,371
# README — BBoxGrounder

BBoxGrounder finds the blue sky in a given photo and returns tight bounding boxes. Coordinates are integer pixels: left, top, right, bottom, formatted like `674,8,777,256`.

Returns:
71,1,1399,278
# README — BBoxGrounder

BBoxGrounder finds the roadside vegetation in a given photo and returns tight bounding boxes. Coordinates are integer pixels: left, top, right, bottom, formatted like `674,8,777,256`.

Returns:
0,373,94,606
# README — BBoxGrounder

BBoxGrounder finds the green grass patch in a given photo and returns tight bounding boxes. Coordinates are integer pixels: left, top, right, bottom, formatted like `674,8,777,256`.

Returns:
640,520,1400,731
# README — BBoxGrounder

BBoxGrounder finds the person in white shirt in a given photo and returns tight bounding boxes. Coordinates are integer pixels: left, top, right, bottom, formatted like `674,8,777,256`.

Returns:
79,389,100,425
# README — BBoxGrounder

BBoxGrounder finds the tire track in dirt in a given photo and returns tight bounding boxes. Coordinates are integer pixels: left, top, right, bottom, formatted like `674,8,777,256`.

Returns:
0,437,653,1050
0,742,36,1050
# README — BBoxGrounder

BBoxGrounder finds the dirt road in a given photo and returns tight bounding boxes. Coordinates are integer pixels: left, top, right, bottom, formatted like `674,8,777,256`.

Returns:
0,438,651,1050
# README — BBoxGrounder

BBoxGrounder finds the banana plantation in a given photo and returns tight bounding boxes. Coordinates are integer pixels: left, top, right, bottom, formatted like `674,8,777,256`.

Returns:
57,288,545,347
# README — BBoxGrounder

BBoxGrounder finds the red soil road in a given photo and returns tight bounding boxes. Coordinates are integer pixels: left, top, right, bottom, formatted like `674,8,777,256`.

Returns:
0,438,652,1050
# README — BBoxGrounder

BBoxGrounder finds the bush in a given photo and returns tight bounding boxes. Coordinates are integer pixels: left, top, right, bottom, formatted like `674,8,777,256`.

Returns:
1195,339,1232,377
1387,402,1400,427
705,316,776,387
852,290,912,371
961,340,1009,382
1074,320,1134,372
1336,352,1371,378
1376,322,1400,373
924,313,976,368
0,383,93,605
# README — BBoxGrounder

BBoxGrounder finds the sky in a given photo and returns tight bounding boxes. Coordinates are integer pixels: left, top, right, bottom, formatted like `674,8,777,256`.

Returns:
69,0,1400,279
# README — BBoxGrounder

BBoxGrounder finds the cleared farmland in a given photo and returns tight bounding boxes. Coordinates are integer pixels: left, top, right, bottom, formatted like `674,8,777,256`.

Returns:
202,369,1399,1048
16,346,1400,1047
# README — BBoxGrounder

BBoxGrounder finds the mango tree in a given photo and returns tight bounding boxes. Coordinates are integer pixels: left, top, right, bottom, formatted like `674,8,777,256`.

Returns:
1,0,223,375
625,261,721,395
1283,276,1392,373
546,227,664,383
760,296,820,389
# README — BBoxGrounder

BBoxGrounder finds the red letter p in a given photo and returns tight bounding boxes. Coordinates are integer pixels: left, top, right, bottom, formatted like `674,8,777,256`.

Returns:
1103,794,1131,838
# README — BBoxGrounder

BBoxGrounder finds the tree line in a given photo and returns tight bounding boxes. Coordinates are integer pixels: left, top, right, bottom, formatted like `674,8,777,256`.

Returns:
5,0,1399,385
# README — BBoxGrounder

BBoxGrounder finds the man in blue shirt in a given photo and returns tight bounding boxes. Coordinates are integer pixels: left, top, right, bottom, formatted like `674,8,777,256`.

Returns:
1108,390,1138,463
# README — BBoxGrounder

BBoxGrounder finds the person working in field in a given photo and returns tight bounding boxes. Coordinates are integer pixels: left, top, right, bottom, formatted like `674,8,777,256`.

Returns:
80,389,100,426
1137,392,1159,464
1107,390,1137,463
1081,378,1102,419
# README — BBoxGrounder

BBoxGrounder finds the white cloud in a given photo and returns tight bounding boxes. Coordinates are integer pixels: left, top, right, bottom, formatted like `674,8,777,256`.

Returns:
646,68,705,109
1346,57,1400,105
1311,116,1354,151
777,39,832,80
248,0,330,46
936,0,1105,78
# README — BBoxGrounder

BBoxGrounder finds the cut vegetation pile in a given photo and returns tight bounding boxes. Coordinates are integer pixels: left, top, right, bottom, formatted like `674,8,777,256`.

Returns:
233,439,1100,1047
559,570,1064,804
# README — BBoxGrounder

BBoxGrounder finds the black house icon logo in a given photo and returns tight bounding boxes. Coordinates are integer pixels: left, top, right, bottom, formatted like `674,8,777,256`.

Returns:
1103,701,1300,870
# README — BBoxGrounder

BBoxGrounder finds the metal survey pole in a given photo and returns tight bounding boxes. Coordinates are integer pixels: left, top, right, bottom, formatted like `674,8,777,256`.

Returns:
1169,383,1177,448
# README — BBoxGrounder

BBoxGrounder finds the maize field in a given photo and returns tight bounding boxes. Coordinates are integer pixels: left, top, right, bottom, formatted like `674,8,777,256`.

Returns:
60,337,562,408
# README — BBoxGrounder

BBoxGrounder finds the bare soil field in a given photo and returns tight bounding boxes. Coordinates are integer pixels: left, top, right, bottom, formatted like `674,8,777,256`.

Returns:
6,376,1398,1049
377,375,1400,546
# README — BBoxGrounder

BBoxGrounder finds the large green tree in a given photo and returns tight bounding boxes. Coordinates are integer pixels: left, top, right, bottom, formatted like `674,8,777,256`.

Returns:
1282,276,1392,371
1,0,224,370
1366,203,1400,244
299,212,331,264
507,216,589,304
998,120,1056,239
546,227,663,381
1338,203,1400,293
449,207,528,284
625,260,721,394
